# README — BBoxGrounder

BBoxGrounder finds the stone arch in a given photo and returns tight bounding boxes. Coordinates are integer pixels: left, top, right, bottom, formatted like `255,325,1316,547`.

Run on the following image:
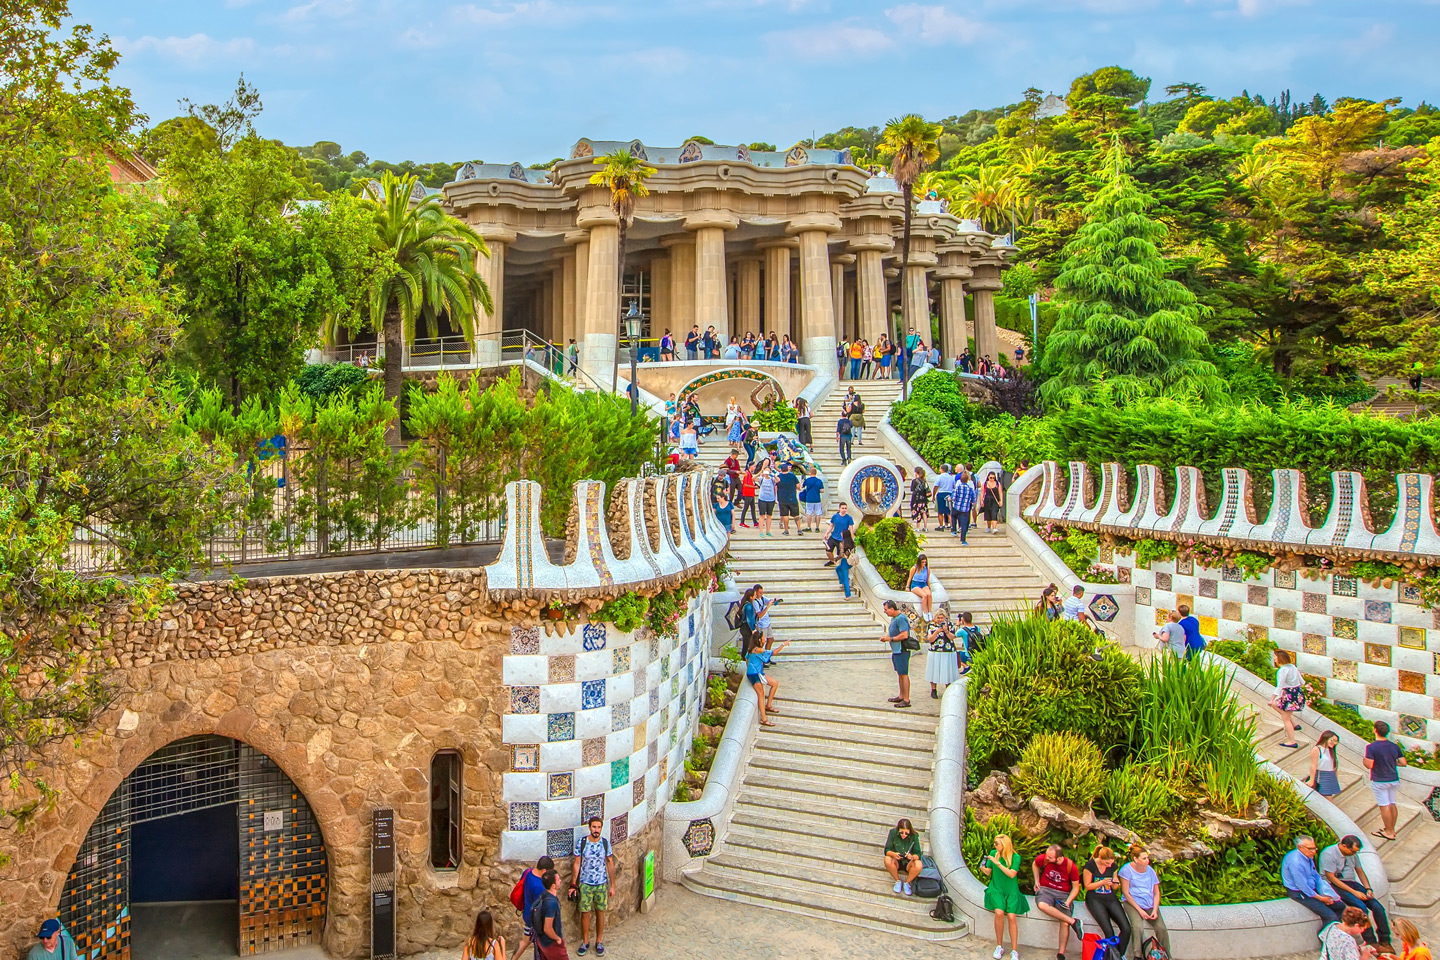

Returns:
675,368,785,415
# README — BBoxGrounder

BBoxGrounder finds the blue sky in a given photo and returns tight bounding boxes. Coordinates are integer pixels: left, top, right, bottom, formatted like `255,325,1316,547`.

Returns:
77,1,1440,165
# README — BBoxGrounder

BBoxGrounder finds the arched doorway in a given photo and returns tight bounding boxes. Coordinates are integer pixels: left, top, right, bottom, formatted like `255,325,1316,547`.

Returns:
58,735,328,959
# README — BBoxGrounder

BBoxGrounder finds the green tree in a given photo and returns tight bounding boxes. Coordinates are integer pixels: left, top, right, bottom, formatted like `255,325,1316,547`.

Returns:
1039,146,1223,406
353,171,491,410
159,108,377,405
879,114,941,396
589,150,655,392
0,0,233,820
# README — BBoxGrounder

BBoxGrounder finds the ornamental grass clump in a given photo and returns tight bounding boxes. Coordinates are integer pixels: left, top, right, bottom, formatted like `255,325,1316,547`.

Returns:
1012,731,1107,808
1100,760,1181,833
1130,654,1255,784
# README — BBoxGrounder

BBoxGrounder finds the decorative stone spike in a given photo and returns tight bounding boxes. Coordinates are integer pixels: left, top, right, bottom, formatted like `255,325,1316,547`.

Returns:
1307,471,1376,552
1371,473,1440,556
1199,467,1259,541
485,480,567,590
1250,469,1314,548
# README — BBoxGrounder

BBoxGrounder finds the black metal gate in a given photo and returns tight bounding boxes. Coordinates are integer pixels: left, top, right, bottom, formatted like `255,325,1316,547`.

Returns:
58,736,327,959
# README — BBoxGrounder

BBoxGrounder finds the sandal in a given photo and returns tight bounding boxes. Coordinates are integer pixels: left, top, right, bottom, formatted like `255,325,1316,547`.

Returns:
760,719,777,727
1372,830,1397,841
894,700,912,709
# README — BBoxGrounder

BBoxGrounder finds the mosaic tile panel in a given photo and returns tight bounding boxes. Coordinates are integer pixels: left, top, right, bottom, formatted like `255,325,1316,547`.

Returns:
1136,586,1152,606
1365,600,1393,624
1303,592,1328,614
1222,601,1243,622
1177,556,1195,576
582,737,606,766
581,679,607,710
1116,566,1131,584
659,757,668,783
611,757,630,789
510,686,540,715
1333,617,1358,640
1099,541,1115,563
1199,615,1218,636
648,740,659,768
1434,653,1440,675
1401,714,1428,739
510,802,540,831
649,637,659,661
633,724,646,752
1200,579,1219,599
511,625,541,655
632,777,645,807
512,745,540,773
682,818,715,858
1332,575,1359,597
1400,671,1428,695
1177,593,1195,612
1303,634,1327,656
582,794,605,823
549,655,575,684
1223,564,1243,583
583,622,608,651
1429,788,1440,821
1251,626,1269,641
612,647,631,675
649,688,660,714
1248,585,1269,606
1400,584,1423,604
1275,608,1297,630
547,829,573,859
1367,686,1392,710
610,812,629,845
1334,659,1359,682
612,701,630,731
1089,594,1120,622
548,772,573,800
1304,674,1327,694
1365,644,1393,667
1400,626,1427,649
548,712,575,743
1156,572,1173,591
1275,570,1297,590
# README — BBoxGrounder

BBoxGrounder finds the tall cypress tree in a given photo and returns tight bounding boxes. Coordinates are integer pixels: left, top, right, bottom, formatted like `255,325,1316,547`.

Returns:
1039,145,1224,407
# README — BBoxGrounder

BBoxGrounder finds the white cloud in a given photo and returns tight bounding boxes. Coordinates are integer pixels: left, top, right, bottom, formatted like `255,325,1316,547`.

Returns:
451,1,605,27
884,4,983,44
115,33,256,63
765,22,895,60
1235,0,1310,17
279,0,362,25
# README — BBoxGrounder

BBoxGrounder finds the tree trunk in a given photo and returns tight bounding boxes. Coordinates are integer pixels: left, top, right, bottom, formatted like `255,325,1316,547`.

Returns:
383,302,404,441
900,183,914,400
611,221,628,396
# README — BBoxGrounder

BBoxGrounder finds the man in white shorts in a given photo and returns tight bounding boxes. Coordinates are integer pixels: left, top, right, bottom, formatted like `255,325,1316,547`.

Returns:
799,466,824,533
1364,719,1407,841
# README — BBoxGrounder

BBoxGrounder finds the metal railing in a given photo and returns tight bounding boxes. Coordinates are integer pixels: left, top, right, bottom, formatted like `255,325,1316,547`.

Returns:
406,336,475,369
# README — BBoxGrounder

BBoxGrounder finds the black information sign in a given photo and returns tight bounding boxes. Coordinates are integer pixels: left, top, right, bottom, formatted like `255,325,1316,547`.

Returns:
371,808,396,960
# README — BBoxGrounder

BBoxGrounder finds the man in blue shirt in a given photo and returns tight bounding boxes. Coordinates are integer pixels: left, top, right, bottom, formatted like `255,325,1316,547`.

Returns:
824,503,855,565
1281,835,1342,927
776,462,801,535
799,467,825,533
881,599,913,709
950,468,978,541
1178,603,1204,657
933,464,955,529
513,856,555,960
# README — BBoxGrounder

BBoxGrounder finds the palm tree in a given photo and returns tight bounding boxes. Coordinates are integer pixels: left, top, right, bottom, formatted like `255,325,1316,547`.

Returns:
353,171,491,408
589,150,655,394
879,114,941,398
953,165,1018,233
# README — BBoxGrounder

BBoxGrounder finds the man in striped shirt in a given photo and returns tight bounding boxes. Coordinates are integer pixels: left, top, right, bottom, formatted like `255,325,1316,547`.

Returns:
950,468,977,542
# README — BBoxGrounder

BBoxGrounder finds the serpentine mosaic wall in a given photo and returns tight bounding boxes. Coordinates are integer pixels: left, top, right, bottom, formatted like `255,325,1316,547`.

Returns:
1025,461,1440,748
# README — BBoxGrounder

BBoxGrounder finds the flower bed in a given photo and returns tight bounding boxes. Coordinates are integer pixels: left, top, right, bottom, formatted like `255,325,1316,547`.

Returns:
964,614,1336,905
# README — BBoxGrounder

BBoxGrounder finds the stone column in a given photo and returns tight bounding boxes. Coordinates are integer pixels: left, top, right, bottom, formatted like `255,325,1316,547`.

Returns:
663,236,696,335
969,265,1004,367
934,250,972,368
549,266,564,342
902,264,930,345
762,244,792,340
831,253,854,342
572,239,589,360
474,228,513,365
796,229,837,366
560,251,578,347
843,272,858,340
649,255,671,338
581,222,619,383
693,225,729,344
736,259,761,336
855,248,887,344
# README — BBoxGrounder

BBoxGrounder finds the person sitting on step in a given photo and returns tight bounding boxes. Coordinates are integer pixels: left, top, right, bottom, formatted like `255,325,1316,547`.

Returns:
884,818,924,896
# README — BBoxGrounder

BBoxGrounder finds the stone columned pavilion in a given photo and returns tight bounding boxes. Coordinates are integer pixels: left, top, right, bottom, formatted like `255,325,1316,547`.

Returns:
424,139,1015,379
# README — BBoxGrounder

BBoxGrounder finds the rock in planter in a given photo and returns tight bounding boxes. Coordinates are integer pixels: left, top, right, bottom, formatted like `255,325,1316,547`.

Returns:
1198,803,1273,841
1028,797,1139,846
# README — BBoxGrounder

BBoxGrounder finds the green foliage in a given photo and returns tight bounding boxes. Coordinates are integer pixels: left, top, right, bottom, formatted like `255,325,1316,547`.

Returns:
1012,732,1108,808
706,675,728,710
644,586,688,637
749,405,797,432
962,810,1050,893
1039,147,1224,407
719,643,741,667
854,517,921,589
967,614,1142,772
1208,630,1278,684
1308,697,1376,739
295,362,374,402
1099,761,1181,832
1131,655,1256,787
1232,550,1273,580
594,593,648,633
1351,560,1405,583
1133,538,1179,569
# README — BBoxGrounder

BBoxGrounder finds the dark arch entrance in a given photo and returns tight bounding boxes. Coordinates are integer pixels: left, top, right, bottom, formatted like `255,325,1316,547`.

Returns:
58,735,328,959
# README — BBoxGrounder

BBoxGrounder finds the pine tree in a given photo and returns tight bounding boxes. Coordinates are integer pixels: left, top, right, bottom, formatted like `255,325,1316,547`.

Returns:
1039,144,1224,407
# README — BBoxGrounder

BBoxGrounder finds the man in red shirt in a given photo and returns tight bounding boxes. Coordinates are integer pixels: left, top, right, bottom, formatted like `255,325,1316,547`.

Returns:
1033,843,1084,960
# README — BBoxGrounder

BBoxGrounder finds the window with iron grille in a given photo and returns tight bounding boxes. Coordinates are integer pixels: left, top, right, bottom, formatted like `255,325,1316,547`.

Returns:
429,751,462,869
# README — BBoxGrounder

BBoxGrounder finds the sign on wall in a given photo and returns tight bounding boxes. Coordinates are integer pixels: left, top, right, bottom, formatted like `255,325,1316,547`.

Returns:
371,808,396,960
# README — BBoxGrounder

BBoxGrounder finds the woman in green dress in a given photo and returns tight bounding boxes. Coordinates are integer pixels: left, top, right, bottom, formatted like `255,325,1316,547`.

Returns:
980,833,1027,960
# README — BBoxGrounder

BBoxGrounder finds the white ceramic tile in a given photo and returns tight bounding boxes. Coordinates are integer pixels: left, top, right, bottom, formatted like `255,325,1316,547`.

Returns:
502,830,546,862
503,714,546,745
575,650,610,682
540,683,581,714
539,798,582,830
503,772,545,802
540,740,582,771
503,655,547,686
575,708,610,741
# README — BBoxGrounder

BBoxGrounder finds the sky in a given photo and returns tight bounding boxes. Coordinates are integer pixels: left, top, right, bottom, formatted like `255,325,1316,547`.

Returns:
76,0,1440,166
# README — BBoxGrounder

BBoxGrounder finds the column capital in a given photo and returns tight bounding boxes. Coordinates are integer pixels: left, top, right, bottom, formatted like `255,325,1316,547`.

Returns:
684,211,740,232
758,238,799,251
903,252,939,269
933,265,973,281
659,233,695,249
847,234,893,254
784,212,843,236
477,225,518,244
831,252,857,266
564,230,590,246
967,278,1004,292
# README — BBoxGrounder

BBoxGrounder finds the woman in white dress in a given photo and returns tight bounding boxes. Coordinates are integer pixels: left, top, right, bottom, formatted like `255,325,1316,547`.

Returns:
725,397,741,430
925,612,960,699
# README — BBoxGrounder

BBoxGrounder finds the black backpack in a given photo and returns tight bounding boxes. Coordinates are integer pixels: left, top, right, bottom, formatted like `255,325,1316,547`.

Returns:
930,892,955,923
912,855,945,898
838,419,853,437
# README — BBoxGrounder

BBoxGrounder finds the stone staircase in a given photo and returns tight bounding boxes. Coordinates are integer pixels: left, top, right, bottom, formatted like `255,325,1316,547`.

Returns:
910,530,1048,628
684,377,964,939
1232,681,1440,930
1350,375,1430,420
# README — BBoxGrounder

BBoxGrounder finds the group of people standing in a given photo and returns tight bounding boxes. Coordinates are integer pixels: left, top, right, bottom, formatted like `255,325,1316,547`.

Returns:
899,463,1006,542
838,329,941,381
659,326,803,364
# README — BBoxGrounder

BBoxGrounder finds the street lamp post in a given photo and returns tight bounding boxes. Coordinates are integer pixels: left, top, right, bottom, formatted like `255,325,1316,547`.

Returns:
623,300,642,416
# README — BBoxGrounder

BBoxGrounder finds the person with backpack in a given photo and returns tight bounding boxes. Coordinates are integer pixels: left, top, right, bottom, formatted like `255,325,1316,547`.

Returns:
510,856,554,960
883,818,924,895
849,394,866,444
569,817,615,956
836,409,854,465
957,611,983,671
1119,845,1170,960
531,869,567,960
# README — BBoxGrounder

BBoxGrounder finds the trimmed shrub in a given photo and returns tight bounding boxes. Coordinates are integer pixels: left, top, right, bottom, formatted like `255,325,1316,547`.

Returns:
1012,731,1107,808
854,517,921,589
